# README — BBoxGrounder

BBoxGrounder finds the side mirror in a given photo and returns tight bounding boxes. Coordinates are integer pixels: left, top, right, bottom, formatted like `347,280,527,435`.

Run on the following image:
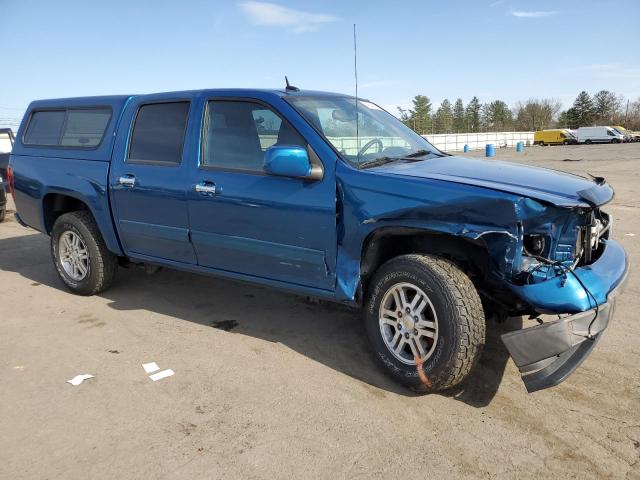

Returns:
264,145,316,179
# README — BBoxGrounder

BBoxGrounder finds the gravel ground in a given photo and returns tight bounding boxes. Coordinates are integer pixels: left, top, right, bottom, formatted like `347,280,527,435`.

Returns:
1,143,639,479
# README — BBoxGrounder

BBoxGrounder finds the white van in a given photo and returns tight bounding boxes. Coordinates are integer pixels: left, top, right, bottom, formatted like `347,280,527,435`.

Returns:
575,126,625,144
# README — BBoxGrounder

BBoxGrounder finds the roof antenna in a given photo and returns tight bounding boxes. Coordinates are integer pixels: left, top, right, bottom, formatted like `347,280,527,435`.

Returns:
353,23,360,162
285,76,299,92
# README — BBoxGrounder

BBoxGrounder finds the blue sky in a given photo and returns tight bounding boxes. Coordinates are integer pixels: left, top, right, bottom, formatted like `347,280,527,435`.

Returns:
1,0,639,128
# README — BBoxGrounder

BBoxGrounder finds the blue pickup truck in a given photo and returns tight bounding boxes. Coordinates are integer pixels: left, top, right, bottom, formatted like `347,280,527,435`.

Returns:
8,88,628,393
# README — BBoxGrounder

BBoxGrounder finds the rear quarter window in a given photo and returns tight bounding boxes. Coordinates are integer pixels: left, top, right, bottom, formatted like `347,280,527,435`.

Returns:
23,108,112,148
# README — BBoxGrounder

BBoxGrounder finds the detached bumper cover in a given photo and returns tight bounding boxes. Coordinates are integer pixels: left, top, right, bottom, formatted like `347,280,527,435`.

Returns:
502,239,629,392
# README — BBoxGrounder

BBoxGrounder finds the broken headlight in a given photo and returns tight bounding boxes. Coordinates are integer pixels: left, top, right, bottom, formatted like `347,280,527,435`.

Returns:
523,234,546,257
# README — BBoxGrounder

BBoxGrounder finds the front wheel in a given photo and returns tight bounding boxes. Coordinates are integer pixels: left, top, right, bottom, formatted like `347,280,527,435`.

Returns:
364,254,485,392
0,207,5,223
51,211,117,295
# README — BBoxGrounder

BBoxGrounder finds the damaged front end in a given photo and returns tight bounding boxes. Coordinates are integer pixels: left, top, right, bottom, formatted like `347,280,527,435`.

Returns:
335,158,628,393
500,185,629,392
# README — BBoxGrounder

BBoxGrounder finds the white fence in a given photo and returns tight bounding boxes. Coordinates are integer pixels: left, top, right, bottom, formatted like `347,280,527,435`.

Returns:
292,132,535,155
423,132,535,152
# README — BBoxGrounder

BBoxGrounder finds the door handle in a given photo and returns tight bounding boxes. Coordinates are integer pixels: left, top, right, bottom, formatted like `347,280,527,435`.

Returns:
195,181,220,196
118,175,136,187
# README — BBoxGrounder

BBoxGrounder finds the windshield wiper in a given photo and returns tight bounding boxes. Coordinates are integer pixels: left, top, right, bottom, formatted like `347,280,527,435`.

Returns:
357,156,400,169
404,149,432,158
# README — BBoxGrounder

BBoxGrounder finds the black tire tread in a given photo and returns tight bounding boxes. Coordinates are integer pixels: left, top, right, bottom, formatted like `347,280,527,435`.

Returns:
52,211,117,295
370,254,485,391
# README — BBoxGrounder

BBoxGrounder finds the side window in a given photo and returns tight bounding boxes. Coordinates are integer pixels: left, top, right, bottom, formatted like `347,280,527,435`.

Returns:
202,100,305,172
24,108,112,148
128,102,190,164
60,109,111,147
24,111,66,145
252,109,282,150
607,130,614,136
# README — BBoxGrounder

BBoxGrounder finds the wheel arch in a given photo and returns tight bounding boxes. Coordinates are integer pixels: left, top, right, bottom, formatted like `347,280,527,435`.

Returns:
358,226,491,300
42,191,123,255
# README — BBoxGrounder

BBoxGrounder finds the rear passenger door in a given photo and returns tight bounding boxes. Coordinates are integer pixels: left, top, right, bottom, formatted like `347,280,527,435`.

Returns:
110,96,197,264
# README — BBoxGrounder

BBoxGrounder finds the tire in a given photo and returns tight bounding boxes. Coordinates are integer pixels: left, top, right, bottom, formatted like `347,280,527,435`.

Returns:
585,139,592,145
364,254,485,393
51,211,117,295
563,140,569,145
0,207,5,223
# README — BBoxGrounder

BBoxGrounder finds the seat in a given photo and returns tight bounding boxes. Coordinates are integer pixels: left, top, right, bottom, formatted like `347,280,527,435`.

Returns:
205,103,263,170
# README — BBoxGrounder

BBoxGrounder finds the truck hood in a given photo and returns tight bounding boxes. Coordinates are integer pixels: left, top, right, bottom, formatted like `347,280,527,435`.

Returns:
372,155,614,207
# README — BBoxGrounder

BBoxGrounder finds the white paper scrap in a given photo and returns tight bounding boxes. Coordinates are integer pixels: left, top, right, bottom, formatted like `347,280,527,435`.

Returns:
149,369,174,382
625,233,635,237
67,374,94,386
143,362,160,374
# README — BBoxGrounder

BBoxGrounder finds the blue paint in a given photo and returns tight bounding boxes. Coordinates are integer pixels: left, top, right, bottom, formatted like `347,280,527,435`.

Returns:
263,145,311,178
509,240,628,313
9,88,627,324
486,144,495,157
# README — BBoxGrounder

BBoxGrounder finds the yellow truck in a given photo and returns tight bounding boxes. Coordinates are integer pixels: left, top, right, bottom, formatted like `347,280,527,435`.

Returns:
534,129,578,146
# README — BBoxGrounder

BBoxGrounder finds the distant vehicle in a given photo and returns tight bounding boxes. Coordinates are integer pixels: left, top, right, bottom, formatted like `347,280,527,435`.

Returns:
575,126,624,144
533,129,577,146
0,128,14,222
8,88,628,393
612,126,639,142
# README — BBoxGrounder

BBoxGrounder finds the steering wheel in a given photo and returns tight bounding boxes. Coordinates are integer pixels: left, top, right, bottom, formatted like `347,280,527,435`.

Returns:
358,138,384,158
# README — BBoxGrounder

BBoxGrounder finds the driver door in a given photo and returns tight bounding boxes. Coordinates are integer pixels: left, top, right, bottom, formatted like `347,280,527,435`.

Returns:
187,97,336,291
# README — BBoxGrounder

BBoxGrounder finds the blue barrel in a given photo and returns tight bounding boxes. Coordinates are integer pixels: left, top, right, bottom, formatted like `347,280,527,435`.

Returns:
485,144,495,157
463,144,469,153
516,141,524,152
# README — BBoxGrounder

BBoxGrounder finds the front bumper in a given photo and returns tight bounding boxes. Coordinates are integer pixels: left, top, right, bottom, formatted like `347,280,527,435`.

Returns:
502,239,629,392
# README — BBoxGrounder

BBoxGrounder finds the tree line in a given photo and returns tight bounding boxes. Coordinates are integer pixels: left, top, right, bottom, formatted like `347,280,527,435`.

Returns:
397,91,640,134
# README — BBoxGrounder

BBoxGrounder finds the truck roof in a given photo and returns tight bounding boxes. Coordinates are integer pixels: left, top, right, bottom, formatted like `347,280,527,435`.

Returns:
27,88,352,108
13,89,354,162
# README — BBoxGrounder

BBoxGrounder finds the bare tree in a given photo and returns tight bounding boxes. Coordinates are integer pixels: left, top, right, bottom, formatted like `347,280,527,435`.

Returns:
513,98,560,131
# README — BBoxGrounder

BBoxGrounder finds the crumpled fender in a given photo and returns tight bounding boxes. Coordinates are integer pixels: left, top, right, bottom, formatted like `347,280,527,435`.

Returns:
334,161,553,302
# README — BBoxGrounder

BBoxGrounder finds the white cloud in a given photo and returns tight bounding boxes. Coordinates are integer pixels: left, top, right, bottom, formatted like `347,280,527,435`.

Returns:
511,10,558,18
238,2,339,33
489,0,505,7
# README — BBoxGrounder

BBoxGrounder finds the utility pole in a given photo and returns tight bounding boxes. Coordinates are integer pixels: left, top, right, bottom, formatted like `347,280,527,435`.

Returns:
624,99,629,125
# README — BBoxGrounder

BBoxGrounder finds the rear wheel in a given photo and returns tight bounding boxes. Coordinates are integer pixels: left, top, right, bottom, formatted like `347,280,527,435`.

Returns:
0,207,5,223
585,139,592,145
51,211,117,295
364,254,485,392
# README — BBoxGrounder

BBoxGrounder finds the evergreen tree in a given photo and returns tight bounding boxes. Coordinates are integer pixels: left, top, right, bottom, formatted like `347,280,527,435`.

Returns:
433,99,453,133
465,96,481,132
408,95,432,134
452,98,465,132
485,100,513,131
571,91,595,127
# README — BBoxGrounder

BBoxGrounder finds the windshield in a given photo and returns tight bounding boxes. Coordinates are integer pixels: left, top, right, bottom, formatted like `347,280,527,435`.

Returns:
287,95,440,167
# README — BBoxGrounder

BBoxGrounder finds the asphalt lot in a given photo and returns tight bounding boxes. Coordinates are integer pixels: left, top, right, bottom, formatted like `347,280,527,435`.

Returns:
1,143,639,479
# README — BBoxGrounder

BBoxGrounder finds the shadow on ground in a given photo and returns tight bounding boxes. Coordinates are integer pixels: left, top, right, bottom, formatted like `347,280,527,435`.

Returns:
0,231,520,406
